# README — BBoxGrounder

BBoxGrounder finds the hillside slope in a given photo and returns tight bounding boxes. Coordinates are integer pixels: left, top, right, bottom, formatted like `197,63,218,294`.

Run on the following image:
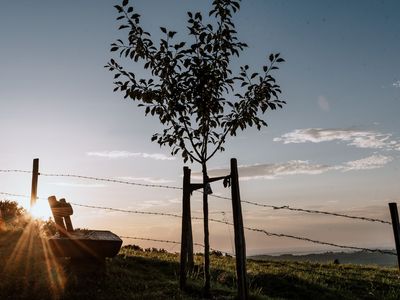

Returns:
1,227,399,299
251,251,397,267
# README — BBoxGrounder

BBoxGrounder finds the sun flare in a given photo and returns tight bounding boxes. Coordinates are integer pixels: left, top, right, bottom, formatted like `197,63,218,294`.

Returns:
30,200,53,220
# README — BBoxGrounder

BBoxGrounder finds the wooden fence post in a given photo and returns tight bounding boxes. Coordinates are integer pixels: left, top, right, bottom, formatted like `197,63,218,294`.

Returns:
230,158,248,299
30,158,39,208
388,202,400,270
180,166,192,289
186,169,194,271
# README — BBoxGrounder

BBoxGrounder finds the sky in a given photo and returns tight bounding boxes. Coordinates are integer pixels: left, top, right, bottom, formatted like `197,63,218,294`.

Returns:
1,0,400,255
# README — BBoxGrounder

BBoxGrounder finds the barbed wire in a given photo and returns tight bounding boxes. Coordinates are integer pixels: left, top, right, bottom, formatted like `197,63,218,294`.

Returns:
203,193,391,225
0,188,392,225
120,235,230,255
246,228,396,256
83,203,392,255
0,190,395,256
200,217,396,256
0,169,392,225
240,200,392,225
120,236,181,246
0,169,31,174
39,172,183,190
57,201,395,254
70,202,182,219
0,192,28,198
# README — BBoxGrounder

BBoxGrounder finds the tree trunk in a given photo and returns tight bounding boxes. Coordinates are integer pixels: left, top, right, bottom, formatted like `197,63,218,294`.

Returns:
202,162,211,296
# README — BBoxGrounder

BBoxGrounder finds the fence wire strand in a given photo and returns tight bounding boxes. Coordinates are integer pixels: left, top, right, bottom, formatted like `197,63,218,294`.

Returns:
120,236,181,246
1,169,392,225
196,192,391,225
39,172,182,190
0,169,31,174
0,190,395,256
240,200,392,225
71,202,181,219
119,236,229,255
0,192,28,198
200,217,396,256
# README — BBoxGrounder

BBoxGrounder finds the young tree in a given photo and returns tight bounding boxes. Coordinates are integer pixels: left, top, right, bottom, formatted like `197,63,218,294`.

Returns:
106,0,285,294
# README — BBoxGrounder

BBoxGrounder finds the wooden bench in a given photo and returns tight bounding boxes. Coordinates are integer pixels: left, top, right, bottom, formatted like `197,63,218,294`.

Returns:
47,195,122,259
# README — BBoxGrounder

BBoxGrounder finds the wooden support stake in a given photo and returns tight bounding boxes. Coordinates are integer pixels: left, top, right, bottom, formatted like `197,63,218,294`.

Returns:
48,195,67,237
389,202,400,270
180,166,192,290
230,158,248,299
60,198,74,232
30,158,39,208
186,172,194,271
202,166,211,295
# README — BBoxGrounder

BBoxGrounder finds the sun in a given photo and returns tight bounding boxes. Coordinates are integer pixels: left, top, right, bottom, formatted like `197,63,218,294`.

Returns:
30,200,53,220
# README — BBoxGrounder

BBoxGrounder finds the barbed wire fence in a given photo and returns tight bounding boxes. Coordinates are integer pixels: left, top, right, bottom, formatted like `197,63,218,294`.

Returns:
0,168,397,257
0,169,391,225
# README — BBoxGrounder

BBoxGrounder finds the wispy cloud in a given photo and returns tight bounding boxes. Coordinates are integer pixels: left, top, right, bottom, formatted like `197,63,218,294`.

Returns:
118,176,175,184
274,128,395,150
393,80,400,88
127,197,180,210
194,160,332,180
341,154,393,171
193,154,392,180
87,150,175,161
318,96,330,112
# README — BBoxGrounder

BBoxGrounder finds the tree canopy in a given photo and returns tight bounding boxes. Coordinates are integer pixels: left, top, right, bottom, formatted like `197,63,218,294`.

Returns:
105,0,285,164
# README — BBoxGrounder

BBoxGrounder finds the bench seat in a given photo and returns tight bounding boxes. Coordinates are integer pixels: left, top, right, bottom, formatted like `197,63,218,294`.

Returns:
49,229,122,258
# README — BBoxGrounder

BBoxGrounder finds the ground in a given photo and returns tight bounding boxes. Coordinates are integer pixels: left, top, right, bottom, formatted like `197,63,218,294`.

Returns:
1,225,399,299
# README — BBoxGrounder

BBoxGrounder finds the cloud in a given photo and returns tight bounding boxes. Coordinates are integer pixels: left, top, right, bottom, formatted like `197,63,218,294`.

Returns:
318,96,330,112
273,128,394,150
341,154,393,171
118,176,175,184
87,150,175,161
193,160,334,180
393,80,400,88
192,154,392,180
127,197,181,210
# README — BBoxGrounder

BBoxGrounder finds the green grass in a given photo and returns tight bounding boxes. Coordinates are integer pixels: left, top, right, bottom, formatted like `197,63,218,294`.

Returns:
1,227,399,300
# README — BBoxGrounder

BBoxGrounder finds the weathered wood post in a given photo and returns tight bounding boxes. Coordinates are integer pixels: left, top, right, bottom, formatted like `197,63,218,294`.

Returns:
180,166,193,289
59,198,74,232
48,195,67,237
230,158,248,299
186,172,194,271
388,202,400,270
30,158,39,208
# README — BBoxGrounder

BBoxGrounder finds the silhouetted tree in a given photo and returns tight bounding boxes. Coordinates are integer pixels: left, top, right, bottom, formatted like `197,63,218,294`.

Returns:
40,218,57,237
0,200,26,229
106,0,285,294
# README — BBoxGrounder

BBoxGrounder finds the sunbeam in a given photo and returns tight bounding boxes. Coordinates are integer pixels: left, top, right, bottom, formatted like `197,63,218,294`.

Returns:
2,220,66,298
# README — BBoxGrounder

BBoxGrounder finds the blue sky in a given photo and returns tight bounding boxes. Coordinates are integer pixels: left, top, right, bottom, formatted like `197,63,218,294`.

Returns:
1,0,400,255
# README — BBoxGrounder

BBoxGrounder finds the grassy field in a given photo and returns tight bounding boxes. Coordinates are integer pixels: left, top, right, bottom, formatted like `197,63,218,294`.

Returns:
1,226,399,300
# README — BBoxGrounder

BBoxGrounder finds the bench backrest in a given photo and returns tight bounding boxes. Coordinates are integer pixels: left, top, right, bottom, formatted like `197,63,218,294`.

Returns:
48,195,74,236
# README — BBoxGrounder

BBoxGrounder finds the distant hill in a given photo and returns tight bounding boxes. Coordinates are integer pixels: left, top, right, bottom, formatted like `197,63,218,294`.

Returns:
251,250,398,267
